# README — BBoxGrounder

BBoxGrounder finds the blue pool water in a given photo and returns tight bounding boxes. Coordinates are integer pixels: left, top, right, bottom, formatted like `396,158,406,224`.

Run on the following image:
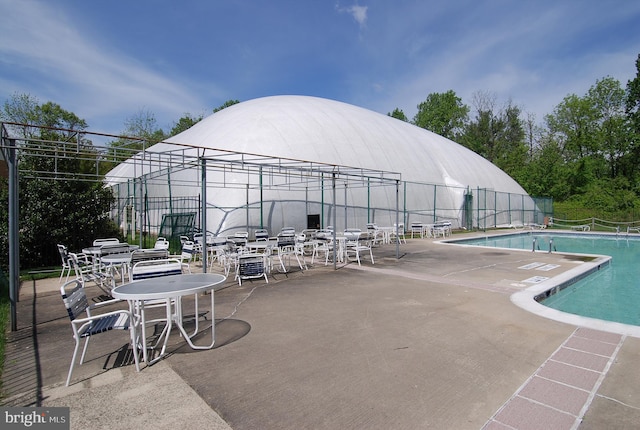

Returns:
454,233,640,327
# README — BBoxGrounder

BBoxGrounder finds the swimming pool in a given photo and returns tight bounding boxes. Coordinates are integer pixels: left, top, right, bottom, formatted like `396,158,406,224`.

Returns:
452,232,640,327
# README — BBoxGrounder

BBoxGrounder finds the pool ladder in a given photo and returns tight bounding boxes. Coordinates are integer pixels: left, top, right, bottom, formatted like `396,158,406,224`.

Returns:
532,237,555,253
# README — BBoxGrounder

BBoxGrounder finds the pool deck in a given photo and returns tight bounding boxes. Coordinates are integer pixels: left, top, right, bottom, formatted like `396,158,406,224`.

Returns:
2,231,640,429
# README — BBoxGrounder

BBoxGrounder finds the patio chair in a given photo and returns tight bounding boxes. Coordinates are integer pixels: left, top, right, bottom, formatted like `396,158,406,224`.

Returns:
128,249,169,281
68,252,115,295
93,238,120,246
254,228,269,241
410,223,424,239
236,253,269,286
130,258,183,280
345,231,375,266
129,258,198,354
57,244,72,283
61,279,140,386
312,237,338,265
366,224,383,246
98,243,132,280
175,240,195,273
154,237,170,250
275,231,305,272
390,223,407,244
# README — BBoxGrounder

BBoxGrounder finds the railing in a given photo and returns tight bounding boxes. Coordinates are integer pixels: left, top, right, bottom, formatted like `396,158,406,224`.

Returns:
551,217,640,234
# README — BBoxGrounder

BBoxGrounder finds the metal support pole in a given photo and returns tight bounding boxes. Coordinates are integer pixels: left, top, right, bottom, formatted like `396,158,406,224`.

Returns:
332,173,337,270
5,128,19,331
246,183,249,232
396,180,400,259
344,183,347,230
259,166,264,229
201,158,208,273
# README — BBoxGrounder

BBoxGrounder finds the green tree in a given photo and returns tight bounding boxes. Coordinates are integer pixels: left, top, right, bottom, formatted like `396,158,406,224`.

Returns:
625,54,640,187
587,76,632,179
626,54,640,135
0,93,120,270
169,113,203,137
105,109,166,172
387,108,408,122
213,99,240,113
413,90,469,140
518,137,571,201
460,92,527,177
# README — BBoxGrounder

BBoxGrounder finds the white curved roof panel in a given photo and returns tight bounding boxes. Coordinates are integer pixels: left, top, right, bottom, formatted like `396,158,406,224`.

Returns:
106,95,530,233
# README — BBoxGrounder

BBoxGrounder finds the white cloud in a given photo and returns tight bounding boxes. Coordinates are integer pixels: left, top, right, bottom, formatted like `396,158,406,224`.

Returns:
0,0,208,132
336,2,368,28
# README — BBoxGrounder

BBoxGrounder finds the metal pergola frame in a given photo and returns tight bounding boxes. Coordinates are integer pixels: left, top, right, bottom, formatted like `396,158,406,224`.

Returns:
1,122,403,331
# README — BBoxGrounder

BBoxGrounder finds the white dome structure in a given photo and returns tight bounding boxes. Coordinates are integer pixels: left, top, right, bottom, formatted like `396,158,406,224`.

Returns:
106,95,538,236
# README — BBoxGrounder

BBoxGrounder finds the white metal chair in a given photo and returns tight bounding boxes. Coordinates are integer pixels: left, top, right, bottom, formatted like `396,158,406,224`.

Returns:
57,244,73,283
236,253,269,286
254,228,269,241
68,252,114,295
177,240,195,273
128,249,169,281
93,238,120,246
390,223,407,244
61,279,140,386
130,258,194,362
154,237,170,250
410,223,424,239
345,231,375,266
98,243,132,281
365,224,383,246
275,233,305,272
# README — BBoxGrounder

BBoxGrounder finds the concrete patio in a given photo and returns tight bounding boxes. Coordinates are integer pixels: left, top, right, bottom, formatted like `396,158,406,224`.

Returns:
2,234,640,429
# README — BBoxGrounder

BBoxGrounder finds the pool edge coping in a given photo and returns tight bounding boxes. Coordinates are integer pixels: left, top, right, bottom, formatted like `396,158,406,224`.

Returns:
441,231,640,338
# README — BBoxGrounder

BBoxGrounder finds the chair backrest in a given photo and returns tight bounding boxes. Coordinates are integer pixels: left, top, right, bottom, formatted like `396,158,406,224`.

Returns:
61,279,89,321
130,258,183,281
344,228,362,241
277,232,295,247
237,254,266,277
181,241,195,260
154,237,170,250
68,252,90,269
280,227,296,236
57,244,69,264
99,243,131,257
255,229,269,241
129,249,169,265
93,238,120,246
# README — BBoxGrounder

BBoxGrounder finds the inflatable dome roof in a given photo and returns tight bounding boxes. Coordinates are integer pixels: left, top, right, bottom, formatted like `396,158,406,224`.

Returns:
173,95,524,192
106,95,531,234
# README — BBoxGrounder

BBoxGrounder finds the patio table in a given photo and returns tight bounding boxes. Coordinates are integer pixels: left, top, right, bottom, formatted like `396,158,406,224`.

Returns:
101,252,133,283
112,273,226,364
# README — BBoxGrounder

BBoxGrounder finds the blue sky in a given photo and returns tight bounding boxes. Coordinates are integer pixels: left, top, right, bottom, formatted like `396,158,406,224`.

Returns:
1,0,639,135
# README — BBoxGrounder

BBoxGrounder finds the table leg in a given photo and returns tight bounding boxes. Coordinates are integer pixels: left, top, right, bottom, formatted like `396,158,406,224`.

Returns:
174,289,215,350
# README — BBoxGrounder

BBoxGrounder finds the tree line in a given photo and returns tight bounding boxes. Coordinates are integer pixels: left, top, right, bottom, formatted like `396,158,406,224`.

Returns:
390,54,640,217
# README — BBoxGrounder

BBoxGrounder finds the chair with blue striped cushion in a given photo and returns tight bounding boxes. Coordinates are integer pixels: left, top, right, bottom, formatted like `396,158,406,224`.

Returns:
170,241,194,274
130,258,199,349
61,279,140,386
130,258,183,281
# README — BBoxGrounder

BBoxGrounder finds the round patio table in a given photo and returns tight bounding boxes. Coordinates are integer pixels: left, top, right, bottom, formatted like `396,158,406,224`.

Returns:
112,273,226,363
